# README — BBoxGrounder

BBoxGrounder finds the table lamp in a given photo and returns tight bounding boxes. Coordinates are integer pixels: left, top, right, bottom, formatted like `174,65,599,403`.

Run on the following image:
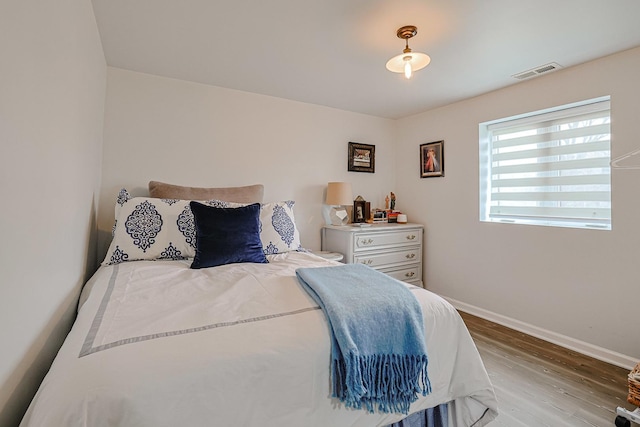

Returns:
325,182,353,226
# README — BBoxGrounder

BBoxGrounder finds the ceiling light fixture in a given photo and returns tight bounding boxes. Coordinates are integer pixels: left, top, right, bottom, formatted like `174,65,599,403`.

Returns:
386,25,431,79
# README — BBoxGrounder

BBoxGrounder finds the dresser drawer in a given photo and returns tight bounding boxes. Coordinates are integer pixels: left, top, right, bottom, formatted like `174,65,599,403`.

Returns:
353,229,421,251
380,264,421,284
353,246,421,269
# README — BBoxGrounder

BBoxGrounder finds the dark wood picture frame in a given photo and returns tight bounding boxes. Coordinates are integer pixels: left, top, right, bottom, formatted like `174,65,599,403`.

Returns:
348,142,375,173
353,199,368,223
420,140,445,178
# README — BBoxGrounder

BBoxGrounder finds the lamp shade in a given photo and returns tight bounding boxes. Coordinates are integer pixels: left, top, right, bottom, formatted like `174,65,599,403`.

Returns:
386,25,431,79
386,52,431,76
325,182,353,205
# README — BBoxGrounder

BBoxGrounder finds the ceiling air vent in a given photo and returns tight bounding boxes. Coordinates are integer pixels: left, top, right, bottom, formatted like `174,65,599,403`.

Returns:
512,62,563,80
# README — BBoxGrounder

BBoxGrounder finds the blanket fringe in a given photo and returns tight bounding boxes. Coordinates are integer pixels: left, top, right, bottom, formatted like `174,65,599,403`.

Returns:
332,353,431,415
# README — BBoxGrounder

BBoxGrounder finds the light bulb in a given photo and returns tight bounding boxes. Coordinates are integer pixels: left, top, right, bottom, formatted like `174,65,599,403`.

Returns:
403,56,412,79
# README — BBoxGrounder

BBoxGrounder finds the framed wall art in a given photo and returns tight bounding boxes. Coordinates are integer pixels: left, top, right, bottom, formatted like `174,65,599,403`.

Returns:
348,142,375,173
420,140,444,178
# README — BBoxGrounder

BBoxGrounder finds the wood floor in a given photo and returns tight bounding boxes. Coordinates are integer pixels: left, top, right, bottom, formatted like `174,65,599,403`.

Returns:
459,311,635,427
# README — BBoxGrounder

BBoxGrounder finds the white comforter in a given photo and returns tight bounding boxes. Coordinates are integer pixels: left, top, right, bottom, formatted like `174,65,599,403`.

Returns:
21,252,497,427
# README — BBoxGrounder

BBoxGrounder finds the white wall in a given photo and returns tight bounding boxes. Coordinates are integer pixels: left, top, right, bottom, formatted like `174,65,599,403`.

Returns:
396,47,640,363
98,67,396,258
0,1,105,425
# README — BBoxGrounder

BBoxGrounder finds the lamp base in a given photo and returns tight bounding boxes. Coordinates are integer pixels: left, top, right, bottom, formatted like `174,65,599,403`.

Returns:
329,206,349,226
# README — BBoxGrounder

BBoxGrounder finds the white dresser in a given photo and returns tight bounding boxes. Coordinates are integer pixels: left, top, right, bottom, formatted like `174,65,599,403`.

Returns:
321,223,424,287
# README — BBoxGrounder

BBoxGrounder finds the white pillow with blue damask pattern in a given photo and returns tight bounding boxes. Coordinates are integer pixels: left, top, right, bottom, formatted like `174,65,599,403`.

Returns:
103,190,304,265
102,192,243,266
259,201,303,255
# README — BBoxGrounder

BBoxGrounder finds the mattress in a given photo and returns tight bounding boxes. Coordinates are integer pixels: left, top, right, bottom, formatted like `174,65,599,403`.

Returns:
21,252,497,426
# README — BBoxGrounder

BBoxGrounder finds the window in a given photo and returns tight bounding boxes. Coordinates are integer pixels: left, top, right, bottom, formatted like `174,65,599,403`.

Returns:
479,97,611,230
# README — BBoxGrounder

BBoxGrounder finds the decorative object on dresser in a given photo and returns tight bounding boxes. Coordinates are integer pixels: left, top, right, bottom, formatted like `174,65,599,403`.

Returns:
382,191,404,223
348,142,375,173
420,140,444,178
321,223,424,287
372,209,387,223
352,195,370,223
325,182,353,226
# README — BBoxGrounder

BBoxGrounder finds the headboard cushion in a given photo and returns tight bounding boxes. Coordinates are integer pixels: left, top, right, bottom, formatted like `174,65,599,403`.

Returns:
148,181,264,204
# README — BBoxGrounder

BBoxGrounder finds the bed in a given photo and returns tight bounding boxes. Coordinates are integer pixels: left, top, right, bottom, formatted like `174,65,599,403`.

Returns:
20,183,498,427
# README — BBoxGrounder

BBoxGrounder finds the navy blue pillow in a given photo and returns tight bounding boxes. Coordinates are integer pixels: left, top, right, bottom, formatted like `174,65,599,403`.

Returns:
190,201,268,269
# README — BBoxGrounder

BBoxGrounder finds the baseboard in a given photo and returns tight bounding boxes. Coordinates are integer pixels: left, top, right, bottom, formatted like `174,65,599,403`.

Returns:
445,297,637,371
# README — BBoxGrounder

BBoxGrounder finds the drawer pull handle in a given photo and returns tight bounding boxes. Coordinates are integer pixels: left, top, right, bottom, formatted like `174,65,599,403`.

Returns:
360,238,374,245
360,259,373,265
405,272,415,278
406,235,416,240
406,253,416,259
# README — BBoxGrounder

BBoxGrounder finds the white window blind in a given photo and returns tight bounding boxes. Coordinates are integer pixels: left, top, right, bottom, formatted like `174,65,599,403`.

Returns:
480,97,611,230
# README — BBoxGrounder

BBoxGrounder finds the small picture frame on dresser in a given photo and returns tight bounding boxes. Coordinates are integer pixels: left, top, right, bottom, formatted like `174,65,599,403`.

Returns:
353,199,367,223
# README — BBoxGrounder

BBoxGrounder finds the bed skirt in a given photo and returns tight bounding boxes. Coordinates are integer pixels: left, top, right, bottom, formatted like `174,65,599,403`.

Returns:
386,403,448,427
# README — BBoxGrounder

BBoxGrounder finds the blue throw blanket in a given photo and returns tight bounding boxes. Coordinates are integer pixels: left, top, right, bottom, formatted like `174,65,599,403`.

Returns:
295,264,431,414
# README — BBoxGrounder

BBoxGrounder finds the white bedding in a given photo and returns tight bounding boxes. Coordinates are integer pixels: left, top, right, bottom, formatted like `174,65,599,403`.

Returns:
21,252,497,427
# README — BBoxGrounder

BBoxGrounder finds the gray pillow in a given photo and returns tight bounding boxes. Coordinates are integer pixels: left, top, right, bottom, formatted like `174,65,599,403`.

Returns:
148,181,264,204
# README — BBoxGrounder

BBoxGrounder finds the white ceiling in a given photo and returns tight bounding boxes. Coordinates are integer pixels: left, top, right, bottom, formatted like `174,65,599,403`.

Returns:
91,0,640,119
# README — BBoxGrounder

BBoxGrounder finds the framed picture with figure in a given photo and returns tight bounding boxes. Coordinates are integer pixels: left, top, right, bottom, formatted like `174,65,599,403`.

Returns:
353,198,367,223
420,140,444,178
